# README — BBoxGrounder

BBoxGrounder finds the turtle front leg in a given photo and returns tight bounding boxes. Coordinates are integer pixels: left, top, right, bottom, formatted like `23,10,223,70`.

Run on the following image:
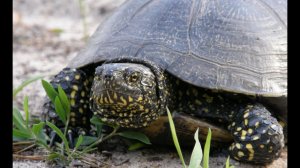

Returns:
42,68,93,147
228,104,284,164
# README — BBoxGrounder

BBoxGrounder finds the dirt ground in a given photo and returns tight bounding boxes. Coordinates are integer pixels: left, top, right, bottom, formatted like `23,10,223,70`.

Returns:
13,0,287,167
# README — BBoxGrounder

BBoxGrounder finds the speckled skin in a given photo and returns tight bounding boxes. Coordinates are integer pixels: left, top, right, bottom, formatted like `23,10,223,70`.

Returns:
43,60,284,164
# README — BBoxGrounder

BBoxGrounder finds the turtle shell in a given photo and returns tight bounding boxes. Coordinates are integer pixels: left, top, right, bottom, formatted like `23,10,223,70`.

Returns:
68,0,287,112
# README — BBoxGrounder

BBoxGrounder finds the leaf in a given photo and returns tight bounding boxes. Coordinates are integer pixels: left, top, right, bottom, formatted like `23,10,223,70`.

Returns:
13,107,27,132
80,136,98,146
57,85,70,117
46,121,69,152
47,153,62,160
23,96,30,127
13,75,44,98
90,116,104,137
13,128,32,139
203,128,211,168
188,128,202,168
75,135,83,150
54,96,66,124
118,131,151,145
166,107,187,168
225,156,235,168
128,142,146,151
41,79,58,103
32,122,45,140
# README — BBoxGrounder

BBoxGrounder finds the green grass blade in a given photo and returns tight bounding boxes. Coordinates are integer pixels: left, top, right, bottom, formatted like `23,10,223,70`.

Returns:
13,128,32,139
13,75,44,98
188,128,202,168
75,135,83,150
13,107,27,132
54,96,66,124
203,128,212,168
166,107,187,168
23,96,29,127
41,79,58,103
80,136,98,146
46,121,70,152
225,156,235,168
57,85,70,117
118,131,151,145
32,122,46,141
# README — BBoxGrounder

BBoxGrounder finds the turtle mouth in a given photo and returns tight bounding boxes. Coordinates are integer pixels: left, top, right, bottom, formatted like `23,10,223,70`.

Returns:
90,90,159,128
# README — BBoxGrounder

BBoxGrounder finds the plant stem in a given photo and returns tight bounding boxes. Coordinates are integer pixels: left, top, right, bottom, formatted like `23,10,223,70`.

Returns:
81,126,120,154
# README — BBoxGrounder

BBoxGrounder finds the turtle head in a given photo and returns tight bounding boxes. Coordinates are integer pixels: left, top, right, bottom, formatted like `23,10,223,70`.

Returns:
90,58,167,128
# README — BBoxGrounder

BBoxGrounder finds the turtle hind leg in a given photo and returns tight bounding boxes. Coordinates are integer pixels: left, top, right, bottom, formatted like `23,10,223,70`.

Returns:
42,67,93,146
228,104,284,164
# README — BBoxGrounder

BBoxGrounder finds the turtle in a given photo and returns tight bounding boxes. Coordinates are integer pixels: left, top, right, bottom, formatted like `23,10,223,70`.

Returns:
42,0,287,164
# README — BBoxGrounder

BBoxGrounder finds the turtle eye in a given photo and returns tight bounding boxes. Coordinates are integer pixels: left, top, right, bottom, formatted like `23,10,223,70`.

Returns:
128,72,140,83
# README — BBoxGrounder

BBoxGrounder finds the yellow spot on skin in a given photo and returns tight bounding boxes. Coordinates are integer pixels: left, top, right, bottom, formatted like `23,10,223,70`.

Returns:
81,91,85,97
71,91,76,98
248,128,253,134
70,99,75,106
248,154,254,161
246,144,254,153
260,144,264,148
145,109,149,113
243,112,249,118
139,105,144,110
195,100,202,105
244,119,248,126
113,93,118,100
252,136,259,140
255,121,259,128
128,96,133,102
143,122,148,127
235,143,241,149
79,108,83,113
238,151,244,157
75,75,81,80
236,127,242,131
241,130,247,140
73,85,78,91
137,97,143,101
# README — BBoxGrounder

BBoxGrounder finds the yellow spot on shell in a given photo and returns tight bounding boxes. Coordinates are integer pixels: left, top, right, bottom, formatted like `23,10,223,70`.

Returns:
203,108,209,113
79,108,83,113
236,127,242,131
104,97,109,104
260,144,264,148
243,112,249,118
71,91,76,98
241,130,247,140
71,118,76,122
238,151,244,157
70,112,76,117
72,85,78,91
120,96,127,106
145,109,149,113
248,154,254,161
139,105,144,110
65,76,70,81
75,75,80,80
137,97,143,101
247,128,253,134
102,118,107,121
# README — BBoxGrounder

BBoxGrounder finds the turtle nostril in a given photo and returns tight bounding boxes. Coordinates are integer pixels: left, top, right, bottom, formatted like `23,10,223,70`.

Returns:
104,73,113,80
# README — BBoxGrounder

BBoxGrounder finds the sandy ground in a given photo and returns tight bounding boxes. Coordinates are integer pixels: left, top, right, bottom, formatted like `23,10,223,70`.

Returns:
13,0,287,167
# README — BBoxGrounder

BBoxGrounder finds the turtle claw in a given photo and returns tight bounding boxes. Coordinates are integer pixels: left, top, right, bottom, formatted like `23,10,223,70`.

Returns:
67,129,75,148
